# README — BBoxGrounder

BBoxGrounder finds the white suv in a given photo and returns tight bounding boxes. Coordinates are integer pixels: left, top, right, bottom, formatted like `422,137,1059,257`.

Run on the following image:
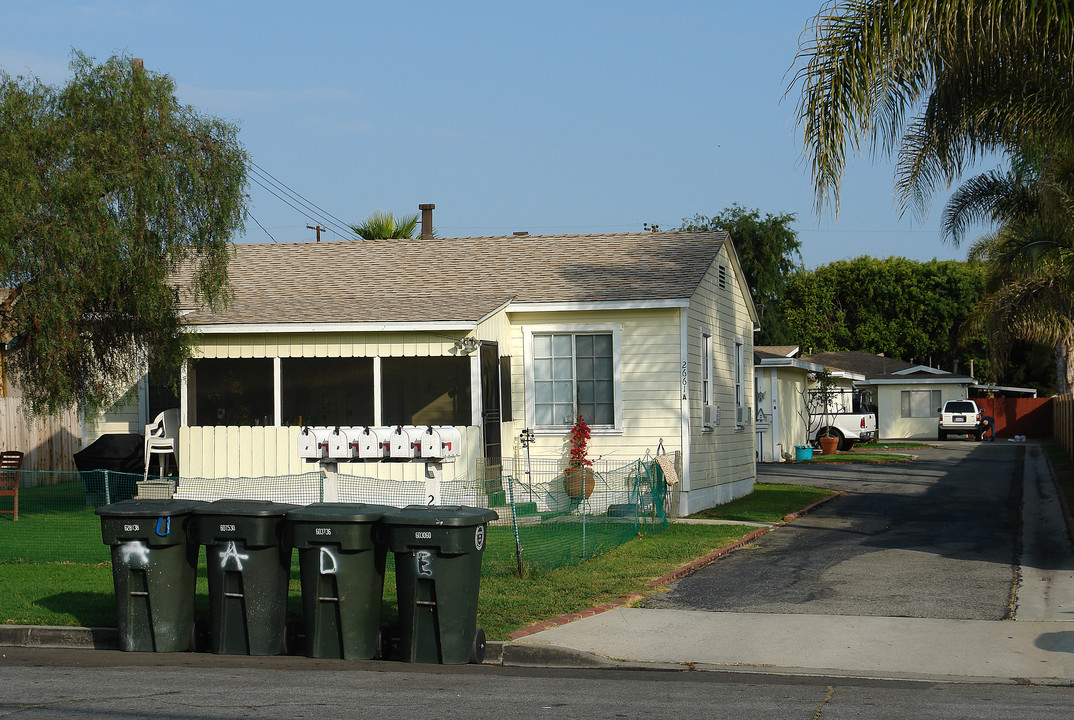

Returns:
938,399,983,441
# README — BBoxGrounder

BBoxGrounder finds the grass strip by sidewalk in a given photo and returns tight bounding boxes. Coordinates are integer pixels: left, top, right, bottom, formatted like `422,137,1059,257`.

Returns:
0,483,838,641
686,482,835,523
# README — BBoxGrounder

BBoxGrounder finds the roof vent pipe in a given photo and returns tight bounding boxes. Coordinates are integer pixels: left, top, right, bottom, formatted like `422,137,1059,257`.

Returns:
419,203,435,240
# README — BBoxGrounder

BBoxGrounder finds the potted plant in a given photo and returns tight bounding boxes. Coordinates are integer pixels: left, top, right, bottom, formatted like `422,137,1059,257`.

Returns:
564,414,596,499
810,369,840,455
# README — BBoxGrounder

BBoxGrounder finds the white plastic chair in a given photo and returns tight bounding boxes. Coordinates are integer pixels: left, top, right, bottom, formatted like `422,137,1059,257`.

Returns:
144,409,180,481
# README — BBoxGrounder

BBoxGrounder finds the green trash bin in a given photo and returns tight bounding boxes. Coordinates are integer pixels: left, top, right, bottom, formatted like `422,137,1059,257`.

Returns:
381,505,498,664
288,503,395,659
95,499,206,652
193,499,297,655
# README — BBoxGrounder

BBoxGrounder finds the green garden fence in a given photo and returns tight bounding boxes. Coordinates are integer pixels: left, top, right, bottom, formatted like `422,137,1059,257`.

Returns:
0,455,675,574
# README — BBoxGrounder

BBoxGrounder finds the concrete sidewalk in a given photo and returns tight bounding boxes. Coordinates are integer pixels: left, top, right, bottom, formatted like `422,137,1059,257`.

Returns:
509,442,1074,684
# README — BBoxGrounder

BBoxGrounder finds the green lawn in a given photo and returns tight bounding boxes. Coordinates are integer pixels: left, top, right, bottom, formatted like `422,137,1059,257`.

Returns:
1,523,757,641
801,451,914,464
686,482,835,523
0,480,837,642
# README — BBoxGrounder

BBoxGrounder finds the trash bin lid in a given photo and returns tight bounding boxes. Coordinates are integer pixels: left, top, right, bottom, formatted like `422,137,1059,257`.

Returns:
95,498,207,517
192,498,299,517
287,502,396,524
380,504,498,527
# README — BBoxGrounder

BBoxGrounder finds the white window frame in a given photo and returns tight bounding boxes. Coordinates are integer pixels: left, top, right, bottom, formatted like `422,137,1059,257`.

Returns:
734,337,745,409
524,324,623,432
701,329,714,429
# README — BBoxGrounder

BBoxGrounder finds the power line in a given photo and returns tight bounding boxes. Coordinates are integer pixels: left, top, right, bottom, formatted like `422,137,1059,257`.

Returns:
246,172,352,241
245,210,279,243
246,161,354,240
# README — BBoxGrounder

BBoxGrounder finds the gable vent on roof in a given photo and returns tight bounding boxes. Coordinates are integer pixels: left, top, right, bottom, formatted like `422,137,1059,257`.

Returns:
719,265,728,289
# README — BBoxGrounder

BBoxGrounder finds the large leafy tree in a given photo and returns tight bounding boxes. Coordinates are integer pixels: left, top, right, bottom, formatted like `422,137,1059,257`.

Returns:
679,204,802,344
0,52,247,415
791,1,1074,215
350,210,420,240
781,256,987,371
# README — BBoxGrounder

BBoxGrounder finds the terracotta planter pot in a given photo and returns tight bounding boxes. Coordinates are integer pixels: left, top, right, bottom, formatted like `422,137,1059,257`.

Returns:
565,467,596,499
818,436,839,455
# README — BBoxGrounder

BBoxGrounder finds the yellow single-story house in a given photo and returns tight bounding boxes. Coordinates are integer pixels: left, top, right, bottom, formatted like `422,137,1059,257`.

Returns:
91,229,759,516
753,346,863,462
802,351,975,440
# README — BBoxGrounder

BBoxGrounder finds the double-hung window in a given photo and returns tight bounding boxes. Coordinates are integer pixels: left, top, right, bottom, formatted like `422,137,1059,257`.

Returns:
529,328,617,428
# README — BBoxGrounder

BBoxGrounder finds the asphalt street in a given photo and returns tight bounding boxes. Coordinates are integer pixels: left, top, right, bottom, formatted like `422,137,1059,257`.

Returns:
2,647,1074,719
644,442,1022,619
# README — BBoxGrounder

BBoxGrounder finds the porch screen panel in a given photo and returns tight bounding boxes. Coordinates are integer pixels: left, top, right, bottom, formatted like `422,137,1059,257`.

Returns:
281,357,374,427
191,358,274,426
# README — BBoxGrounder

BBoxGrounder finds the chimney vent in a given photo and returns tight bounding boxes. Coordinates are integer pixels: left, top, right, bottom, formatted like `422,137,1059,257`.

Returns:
419,203,435,240
513,231,529,237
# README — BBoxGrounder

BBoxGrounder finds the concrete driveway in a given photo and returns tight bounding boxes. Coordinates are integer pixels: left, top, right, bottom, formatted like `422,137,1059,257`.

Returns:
644,442,1022,620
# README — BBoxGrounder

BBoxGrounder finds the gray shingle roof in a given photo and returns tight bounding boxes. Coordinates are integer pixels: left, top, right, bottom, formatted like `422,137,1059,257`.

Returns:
179,231,729,325
800,351,915,379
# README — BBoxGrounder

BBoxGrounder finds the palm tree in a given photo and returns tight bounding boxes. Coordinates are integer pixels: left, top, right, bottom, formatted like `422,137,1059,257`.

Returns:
791,1,1074,215
349,210,420,240
943,147,1074,391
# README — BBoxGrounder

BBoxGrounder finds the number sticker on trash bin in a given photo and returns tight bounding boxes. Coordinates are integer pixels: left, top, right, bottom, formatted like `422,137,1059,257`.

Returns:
415,531,432,540
475,525,485,551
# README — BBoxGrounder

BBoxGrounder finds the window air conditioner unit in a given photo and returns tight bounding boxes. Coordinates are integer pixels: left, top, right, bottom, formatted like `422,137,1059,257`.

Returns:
703,404,718,427
736,406,752,425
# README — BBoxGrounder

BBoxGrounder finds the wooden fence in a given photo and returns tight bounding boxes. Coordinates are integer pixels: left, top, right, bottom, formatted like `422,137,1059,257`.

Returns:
0,397,82,472
1057,394,1074,460
975,397,1054,439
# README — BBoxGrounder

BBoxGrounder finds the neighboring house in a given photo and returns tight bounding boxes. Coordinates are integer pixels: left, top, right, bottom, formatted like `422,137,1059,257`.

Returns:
93,230,759,516
753,346,864,461
0,289,82,472
801,351,975,440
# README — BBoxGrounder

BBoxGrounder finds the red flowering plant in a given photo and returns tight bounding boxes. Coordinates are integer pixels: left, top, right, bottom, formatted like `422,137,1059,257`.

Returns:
567,414,593,468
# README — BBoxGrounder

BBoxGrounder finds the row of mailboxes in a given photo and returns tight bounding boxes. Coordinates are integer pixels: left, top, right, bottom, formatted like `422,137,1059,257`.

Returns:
298,426,463,462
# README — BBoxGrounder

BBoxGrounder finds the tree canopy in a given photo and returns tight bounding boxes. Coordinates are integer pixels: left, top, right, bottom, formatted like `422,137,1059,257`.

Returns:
679,204,801,344
0,52,247,415
781,256,987,372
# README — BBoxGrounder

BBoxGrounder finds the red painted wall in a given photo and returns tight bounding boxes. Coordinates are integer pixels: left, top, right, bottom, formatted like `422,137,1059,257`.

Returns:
974,398,1053,438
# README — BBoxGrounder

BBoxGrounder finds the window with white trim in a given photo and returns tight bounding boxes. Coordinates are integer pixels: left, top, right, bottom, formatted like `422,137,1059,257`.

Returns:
734,339,745,409
702,330,714,427
532,331,615,427
901,389,941,418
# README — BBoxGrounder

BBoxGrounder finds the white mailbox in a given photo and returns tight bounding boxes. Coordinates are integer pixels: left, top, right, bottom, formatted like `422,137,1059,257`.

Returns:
418,426,443,458
437,427,462,458
327,427,355,460
418,426,463,459
387,426,423,459
297,427,331,460
354,427,390,459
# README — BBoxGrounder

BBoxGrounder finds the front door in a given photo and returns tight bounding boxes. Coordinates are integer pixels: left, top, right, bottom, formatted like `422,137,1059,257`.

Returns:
480,342,502,461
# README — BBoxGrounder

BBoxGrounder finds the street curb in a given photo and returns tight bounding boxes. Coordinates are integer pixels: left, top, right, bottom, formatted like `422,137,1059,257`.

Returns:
504,490,847,641
0,624,117,650
1042,447,1074,544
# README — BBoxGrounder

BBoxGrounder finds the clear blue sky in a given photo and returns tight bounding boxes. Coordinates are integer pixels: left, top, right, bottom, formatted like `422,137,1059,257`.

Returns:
1,1,996,268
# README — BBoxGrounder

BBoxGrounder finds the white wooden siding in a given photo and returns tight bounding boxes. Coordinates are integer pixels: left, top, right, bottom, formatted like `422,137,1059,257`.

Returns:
179,424,481,482
506,308,684,466
685,245,756,507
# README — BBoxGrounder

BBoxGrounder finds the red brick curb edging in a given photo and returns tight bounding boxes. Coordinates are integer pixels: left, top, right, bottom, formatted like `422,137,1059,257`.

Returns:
505,490,847,641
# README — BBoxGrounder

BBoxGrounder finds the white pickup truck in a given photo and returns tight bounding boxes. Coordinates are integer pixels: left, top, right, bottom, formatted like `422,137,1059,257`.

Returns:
807,388,878,451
